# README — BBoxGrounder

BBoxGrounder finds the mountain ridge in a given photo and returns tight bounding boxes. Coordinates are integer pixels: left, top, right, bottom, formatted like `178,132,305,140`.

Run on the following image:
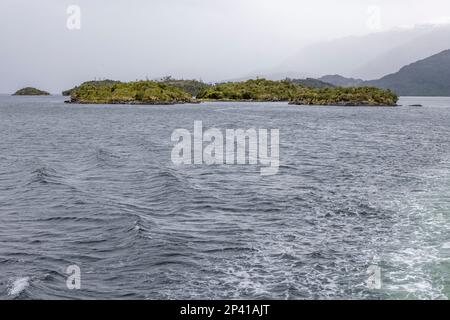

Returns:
365,49,450,96
318,49,450,96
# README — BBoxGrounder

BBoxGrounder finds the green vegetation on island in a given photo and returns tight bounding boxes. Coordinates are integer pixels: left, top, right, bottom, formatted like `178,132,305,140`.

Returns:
159,76,211,97
197,79,306,101
289,87,398,106
62,80,121,96
197,79,397,106
13,87,50,96
67,80,195,105
286,77,335,88
63,77,210,98
65,78,398,106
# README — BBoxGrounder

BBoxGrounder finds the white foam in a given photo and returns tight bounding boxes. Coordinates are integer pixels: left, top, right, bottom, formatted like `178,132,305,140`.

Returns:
442,242,450,249
8,277,30,296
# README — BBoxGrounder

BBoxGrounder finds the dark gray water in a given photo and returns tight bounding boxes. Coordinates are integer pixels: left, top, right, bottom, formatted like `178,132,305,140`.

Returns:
0,95,449,299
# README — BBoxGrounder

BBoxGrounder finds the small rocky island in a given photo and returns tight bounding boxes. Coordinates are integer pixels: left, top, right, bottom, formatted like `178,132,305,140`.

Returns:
13,87,50,96
67,81,196,105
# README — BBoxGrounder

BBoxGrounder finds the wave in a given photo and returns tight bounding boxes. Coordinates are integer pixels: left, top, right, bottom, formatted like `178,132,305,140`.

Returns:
75,146,125,171
94,147,121,163
28,166,63,185
8,277,30,297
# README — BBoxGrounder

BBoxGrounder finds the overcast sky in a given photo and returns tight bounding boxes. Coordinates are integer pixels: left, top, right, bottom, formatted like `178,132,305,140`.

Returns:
1,0,450,93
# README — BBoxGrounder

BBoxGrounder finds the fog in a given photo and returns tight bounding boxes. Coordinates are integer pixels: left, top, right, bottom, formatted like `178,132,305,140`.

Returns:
1,0,450,93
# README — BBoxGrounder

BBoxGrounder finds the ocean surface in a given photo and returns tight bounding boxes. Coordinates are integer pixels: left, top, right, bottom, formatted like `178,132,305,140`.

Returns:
0,95,449,300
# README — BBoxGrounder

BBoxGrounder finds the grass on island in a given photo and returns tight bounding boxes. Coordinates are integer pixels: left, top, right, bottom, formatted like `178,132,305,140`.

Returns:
285,77,335,88
13,87,50,96
68,81,195,105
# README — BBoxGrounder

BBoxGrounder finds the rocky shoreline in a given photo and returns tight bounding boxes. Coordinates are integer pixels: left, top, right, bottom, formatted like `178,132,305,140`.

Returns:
64,99,200,105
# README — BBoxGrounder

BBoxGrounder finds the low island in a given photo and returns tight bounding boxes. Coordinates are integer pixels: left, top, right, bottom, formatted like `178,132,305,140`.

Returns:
66,81,196,105
197,79,398,106
289,87,398,106
65,78,398,106
63,78,210,98
13,87,50,96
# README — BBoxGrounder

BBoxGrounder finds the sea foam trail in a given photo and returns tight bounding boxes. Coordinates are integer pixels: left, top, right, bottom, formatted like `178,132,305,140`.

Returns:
8,277,30,296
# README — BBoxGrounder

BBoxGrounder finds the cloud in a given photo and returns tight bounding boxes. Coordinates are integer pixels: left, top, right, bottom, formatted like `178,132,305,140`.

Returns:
1,0,450,93
426,16,450,25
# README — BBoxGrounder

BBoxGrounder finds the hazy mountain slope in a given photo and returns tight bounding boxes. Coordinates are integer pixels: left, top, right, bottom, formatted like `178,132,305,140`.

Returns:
353,25,450,79
274,24,449,80
286,78,335,88
318,75,364,87
365,49,450,96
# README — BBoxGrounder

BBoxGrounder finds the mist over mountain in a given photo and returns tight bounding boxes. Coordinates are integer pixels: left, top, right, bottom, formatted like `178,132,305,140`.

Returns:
353,24,450,79
366,49,450,96
260,24,450,80
318,49,450,96
318,75,364,87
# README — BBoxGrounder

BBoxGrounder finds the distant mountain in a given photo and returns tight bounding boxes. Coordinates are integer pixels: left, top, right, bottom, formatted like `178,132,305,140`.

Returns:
318,50,450,96
271,24,450,80
318,75,363,88
286,78,335,88
223,72,310,83
353,25,450,80
365,49,450,96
